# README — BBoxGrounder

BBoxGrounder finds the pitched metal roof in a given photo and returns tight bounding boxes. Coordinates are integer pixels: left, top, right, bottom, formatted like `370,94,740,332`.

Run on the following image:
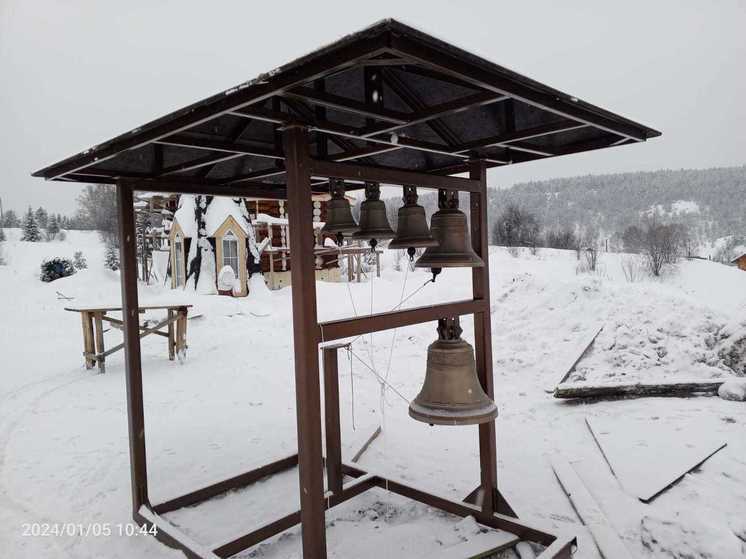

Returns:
33,19,660,195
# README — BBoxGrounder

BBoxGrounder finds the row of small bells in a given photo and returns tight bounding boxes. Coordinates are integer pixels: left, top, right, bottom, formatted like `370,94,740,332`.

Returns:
322,179,497,427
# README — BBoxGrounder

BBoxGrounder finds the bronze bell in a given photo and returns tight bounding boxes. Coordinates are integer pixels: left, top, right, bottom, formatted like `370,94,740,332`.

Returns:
409,317,497,426
321,179,358,244
388,185,438,259
415,190,484,270
352,182,394,248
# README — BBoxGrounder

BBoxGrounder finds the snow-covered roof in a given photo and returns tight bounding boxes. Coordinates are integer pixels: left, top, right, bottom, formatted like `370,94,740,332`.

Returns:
173,195,254,237
730,252,746,263
204,197,251,236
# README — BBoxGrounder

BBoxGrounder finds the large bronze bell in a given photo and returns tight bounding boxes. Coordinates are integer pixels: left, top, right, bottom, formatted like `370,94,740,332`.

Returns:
409,317,498,426
388,186,438,259
321,179,358,244
352,182,394,248
415,190,484,270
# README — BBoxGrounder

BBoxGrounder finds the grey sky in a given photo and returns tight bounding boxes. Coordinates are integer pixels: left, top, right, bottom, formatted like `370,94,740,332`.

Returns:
1,0,745,215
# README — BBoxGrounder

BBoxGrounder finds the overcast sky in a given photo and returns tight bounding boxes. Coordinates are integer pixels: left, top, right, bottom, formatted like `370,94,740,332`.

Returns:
1,0,745,215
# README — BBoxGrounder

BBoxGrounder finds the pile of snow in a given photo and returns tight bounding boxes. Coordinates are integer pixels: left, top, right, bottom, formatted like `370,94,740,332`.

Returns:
718,379,746,401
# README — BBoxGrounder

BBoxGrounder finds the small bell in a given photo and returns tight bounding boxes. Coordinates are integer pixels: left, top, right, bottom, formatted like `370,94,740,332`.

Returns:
409,317,498,426
415,190,484,270
321,179,359,244
388,185,438,260
352,182,394,249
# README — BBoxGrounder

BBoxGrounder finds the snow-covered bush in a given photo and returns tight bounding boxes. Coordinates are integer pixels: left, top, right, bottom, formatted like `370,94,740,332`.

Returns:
620,255,646,282
73,251,88,270
104,244,120,271
40,257,76,282
217,265,237,292
58,230,67,242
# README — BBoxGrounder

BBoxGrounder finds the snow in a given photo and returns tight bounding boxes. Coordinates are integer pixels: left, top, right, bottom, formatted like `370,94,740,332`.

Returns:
1,234,746,558
718,379,746,401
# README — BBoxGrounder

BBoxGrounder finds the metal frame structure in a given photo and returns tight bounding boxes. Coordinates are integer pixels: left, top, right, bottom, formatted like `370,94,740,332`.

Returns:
116,144,575,558
35,19,661,559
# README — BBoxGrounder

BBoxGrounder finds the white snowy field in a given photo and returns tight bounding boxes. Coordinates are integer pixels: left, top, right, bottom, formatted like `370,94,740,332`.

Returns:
1,228,745,558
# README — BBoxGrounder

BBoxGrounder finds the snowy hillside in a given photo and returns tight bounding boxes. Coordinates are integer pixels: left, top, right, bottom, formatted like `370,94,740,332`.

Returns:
1,230,745,558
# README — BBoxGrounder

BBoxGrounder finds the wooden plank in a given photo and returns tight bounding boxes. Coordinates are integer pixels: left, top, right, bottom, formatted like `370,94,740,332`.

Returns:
81,311,95,369
426,529,519,559
545,325,603,393
167,309,175,361
65,304,192,313
93,311,106,374
551,456,632,559
585,416,728,503
554,380,725,400
535,534,576,559
639,443,727,503
351,426,382,463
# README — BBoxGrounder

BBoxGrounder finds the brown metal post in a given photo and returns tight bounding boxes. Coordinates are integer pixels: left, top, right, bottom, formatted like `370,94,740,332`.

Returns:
322,346,343,495
116,182,150,515
469,161,499,515
283,125,327,558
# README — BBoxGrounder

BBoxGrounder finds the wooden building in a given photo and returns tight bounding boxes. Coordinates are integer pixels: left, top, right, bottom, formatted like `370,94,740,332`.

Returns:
731,252,746,271
167,194,345,295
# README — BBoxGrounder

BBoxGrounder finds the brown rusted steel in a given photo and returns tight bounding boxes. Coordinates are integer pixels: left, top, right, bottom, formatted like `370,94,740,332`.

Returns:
318,299,488,341
309,159,480,192
152,454,299,515
212,474,378,558
322,346,344,495
116,182,150,513
468,161,504,516
284,125,327,558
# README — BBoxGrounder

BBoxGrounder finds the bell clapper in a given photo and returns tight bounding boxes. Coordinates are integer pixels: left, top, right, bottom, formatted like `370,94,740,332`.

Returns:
407,247,416,261
430,267,442,282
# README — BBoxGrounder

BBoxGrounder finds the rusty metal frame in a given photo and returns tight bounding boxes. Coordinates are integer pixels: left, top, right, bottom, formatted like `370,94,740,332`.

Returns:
116,126,575,559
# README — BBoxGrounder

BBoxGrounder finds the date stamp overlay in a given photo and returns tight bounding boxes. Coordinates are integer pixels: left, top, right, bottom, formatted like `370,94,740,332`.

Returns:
22,523,158,538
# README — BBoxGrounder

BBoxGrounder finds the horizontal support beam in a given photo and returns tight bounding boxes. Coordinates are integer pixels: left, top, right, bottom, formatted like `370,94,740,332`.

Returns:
160,152,245,176
309,160,481,191
454,121,588,154
119,178,290,199
155,136,284,159
212,474,378,558
137,506,221,559
317,298,488,341
363,91,509,138
152,454,299,515
284,87,411,124
378,477,557,546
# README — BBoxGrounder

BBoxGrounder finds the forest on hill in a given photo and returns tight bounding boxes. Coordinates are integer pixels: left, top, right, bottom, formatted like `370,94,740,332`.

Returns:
485,165,746,247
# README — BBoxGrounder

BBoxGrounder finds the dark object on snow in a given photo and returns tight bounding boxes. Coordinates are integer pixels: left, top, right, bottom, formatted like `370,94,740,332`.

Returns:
40,257,75,282
554,380,726,399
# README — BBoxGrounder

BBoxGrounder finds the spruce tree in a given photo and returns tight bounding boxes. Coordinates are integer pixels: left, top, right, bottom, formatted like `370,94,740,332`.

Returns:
0,227,5,242
104,243,120,271
21,207,42,242
46,214,60,240
34,207,48,229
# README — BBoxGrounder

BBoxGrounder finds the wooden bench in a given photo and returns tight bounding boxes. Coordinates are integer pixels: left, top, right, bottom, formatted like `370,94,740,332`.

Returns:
65,304,192,373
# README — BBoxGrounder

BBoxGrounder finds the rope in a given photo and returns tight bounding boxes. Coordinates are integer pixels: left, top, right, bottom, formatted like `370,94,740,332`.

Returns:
348,349,410,405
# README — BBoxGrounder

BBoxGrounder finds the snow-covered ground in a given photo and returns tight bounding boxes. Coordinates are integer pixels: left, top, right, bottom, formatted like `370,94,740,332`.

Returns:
1,229,745,558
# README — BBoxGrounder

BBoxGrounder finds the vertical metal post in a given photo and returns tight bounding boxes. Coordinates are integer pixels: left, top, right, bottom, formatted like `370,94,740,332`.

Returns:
322,346,343,495
116,181,150,515
469,161,499,515
284,125,327,559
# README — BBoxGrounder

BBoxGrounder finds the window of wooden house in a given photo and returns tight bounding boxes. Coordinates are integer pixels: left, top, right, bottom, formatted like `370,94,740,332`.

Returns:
174,235,185,287
222,231,239,277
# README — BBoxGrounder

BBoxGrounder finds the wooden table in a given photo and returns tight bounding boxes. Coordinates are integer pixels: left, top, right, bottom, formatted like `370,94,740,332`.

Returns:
65,304,192,373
